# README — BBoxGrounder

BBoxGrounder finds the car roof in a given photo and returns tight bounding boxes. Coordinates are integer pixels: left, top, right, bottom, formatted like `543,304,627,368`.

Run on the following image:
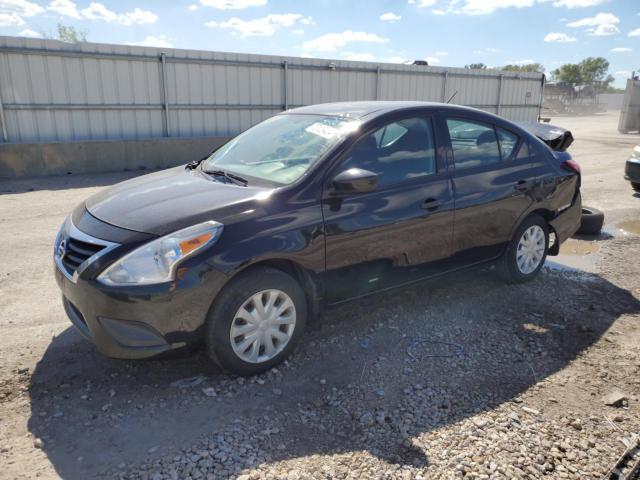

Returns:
285,101,493,121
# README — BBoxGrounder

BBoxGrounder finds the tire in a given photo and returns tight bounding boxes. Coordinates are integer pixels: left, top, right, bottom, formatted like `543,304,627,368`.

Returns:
632,182,640,193
205,266,307,376
576,206,604,235
498,214,549,284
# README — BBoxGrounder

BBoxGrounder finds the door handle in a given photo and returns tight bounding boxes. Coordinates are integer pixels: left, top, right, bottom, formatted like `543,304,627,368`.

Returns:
514,180,530,192
422,198,442,211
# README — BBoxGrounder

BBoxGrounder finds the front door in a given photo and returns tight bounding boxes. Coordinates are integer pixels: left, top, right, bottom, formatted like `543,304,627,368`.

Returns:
321,114,454,303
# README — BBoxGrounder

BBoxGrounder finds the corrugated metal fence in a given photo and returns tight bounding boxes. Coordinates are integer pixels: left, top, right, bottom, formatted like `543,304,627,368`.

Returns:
0,36,544,144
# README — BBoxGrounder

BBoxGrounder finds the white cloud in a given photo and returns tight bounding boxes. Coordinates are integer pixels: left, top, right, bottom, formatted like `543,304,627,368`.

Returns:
424,56,440,64
199,0,266,9
567,12,619,36
548,0,608,7
76,3,157,25
340,51,377,62
206,13,311,36
380,55,409,63
47,0,80,18
302,30,388,52
413,0,610,16
505,58,534,65
188,4,198,11
408,0,437,7
380,12,401,21
118,7,158,25
291,28,304,34
614,70,630,77
18,27,41,36
611,47,632,52
473,47,499,54
0,0,44,16
544,32,577,42
131,35,173,48
0,12,24,25
81,2,116,21
629,28,640,37
436,51,448,56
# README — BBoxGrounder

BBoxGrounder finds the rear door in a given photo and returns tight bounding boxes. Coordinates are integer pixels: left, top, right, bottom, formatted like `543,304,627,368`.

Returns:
322,113,454,303
442,114,534,263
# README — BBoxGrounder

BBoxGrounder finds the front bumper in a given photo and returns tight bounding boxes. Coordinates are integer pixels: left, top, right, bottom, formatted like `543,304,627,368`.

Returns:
54,214,228,360
624,156,640,183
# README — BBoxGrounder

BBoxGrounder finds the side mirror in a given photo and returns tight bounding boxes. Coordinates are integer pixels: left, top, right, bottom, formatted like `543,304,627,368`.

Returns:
332,168,378,194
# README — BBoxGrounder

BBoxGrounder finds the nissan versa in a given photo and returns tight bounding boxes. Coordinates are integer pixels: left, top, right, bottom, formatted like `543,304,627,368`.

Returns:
54,102,582,375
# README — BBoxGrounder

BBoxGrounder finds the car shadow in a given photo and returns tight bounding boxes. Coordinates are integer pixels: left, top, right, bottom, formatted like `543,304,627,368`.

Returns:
27,265,640,478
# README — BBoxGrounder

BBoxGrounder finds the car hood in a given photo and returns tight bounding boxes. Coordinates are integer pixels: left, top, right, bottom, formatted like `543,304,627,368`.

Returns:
85,166,275,236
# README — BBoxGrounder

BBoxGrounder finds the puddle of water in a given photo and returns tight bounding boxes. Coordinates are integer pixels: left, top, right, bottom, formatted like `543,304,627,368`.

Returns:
618,220,640,236
559,238,600,255
547,238,600,273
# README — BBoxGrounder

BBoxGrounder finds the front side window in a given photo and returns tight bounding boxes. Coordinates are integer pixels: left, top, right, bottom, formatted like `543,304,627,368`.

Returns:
341,117,436,187
446,119,501,170
203,114,360,185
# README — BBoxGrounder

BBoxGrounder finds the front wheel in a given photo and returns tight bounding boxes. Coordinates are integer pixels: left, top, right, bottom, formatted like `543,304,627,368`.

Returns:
498,214,549,284
205,267,307,376
632,182,640,193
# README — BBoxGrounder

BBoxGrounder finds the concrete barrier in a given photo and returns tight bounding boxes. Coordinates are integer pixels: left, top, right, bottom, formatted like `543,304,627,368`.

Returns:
0,136,231,178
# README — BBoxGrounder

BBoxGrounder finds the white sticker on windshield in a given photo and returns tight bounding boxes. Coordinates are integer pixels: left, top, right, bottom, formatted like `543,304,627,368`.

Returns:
305,121,359,140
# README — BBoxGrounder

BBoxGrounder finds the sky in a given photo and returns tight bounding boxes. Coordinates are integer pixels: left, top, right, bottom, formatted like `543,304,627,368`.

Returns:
0,0,639,87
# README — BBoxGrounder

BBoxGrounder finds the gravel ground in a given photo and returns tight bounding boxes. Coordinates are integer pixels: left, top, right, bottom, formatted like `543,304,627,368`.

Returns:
0,111,639,479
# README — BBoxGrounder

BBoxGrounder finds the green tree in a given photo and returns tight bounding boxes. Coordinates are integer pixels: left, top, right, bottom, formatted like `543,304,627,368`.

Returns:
465,63,487,69
57,24,87,43
552,57,614,91
501,63,545,73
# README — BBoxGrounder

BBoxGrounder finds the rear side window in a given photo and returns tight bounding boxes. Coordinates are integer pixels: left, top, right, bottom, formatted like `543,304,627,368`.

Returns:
516,141,530,161
446,119,501,170
341,117,436,186
496,128,519,160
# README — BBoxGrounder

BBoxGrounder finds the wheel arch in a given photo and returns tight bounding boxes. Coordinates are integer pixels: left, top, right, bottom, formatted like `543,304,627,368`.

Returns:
510,207,558,255
217,258,323,327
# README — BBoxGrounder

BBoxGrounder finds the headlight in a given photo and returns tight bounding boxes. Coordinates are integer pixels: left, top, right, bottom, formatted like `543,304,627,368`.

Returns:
631,146,640,159
97,221,223,286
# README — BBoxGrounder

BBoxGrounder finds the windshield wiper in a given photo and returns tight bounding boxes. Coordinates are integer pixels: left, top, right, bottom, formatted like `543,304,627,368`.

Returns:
204,169,249,186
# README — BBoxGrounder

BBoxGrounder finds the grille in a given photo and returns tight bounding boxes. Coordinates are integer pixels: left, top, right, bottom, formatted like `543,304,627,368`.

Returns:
60,237,106,275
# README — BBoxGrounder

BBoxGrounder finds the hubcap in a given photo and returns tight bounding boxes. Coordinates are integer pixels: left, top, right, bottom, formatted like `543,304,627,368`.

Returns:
516,225,546,274
230,289,296,364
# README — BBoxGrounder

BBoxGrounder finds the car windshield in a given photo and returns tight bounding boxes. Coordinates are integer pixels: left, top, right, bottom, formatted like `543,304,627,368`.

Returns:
202,114,360,185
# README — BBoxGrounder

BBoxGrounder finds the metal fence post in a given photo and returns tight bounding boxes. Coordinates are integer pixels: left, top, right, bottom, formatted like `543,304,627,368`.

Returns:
282,61,288,110
159,53,171,137
0,90,8,142
441,71,448,102
497,74,503,116
537,74,546,121
376,66,381,100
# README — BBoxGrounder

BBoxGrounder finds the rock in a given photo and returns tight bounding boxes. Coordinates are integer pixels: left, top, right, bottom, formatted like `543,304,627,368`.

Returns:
148,446,159,454
359,412,374,427
272,388,282,396
201,387,217,397
522,407,540,416
33,438,44,449
603,390,628,408
171,375,205,389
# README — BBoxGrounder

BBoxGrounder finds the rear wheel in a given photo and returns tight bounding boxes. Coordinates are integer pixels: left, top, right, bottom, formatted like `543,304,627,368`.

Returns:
205,267,307,376
498,214,549,284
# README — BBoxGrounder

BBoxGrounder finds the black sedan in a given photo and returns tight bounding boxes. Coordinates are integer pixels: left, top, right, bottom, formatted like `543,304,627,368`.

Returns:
54,102,582,375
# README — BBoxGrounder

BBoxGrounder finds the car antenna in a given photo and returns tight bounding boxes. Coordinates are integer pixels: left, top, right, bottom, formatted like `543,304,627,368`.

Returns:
446,90,458,104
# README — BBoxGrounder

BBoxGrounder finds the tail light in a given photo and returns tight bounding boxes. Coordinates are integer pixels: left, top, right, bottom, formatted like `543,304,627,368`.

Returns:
562,159,581,175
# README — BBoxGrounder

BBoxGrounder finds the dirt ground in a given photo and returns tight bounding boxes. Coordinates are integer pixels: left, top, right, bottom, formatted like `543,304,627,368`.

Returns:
0,110,639,480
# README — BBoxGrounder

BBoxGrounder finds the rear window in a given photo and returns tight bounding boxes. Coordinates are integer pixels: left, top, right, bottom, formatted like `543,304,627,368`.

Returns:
496,128,519,160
